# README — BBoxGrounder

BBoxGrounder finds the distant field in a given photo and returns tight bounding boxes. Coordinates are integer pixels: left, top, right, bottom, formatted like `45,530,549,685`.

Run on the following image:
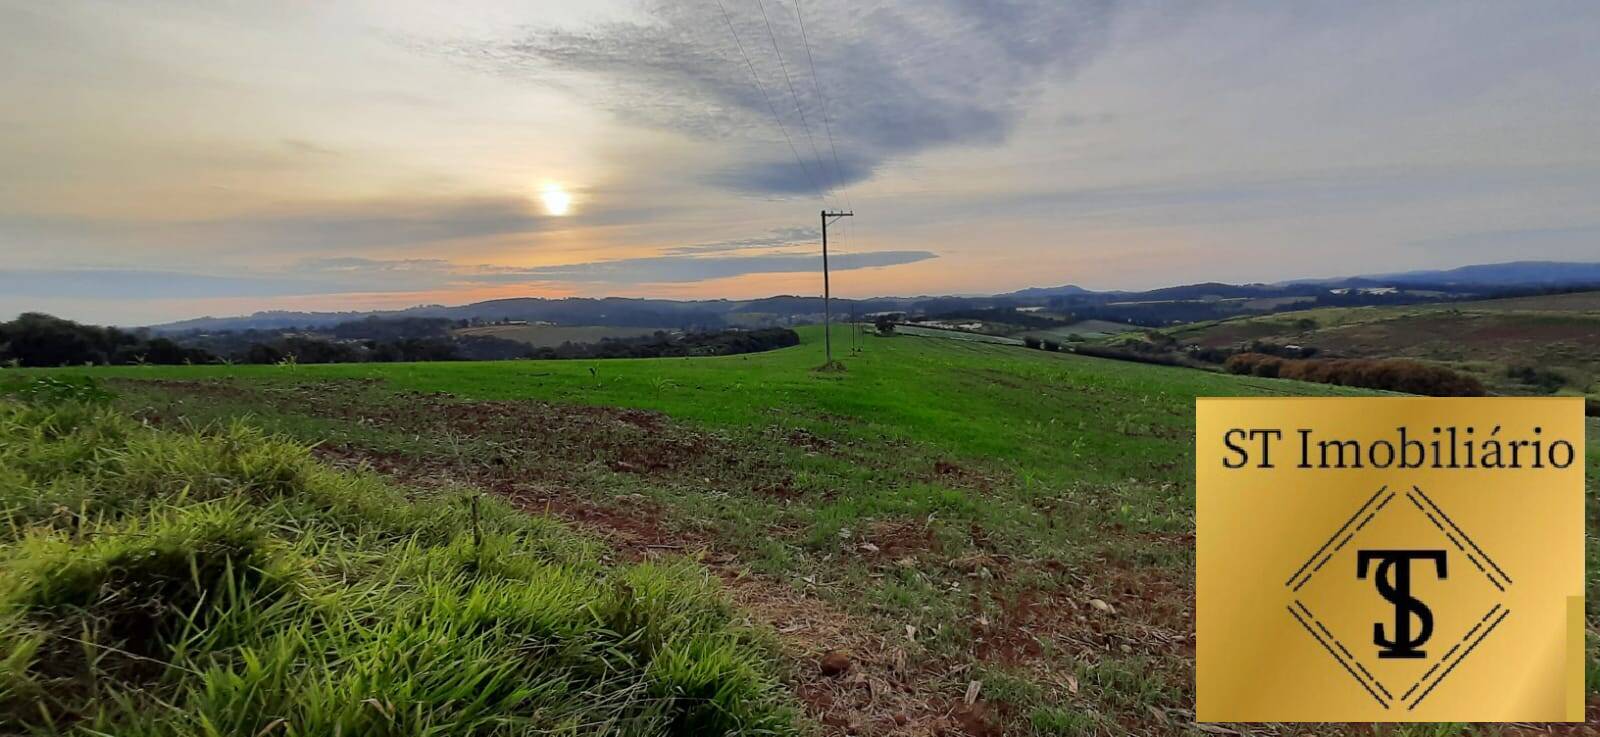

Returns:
1025,319,1142,340
1434,290,1600,313
894,323,1024,344
17,326,1597,735
908,317,1140,342
1166,290,1600,397
454,323,665,347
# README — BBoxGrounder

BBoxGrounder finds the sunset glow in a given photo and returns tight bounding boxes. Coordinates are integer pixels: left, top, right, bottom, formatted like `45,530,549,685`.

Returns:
539,184,573,217
1,2,1596,325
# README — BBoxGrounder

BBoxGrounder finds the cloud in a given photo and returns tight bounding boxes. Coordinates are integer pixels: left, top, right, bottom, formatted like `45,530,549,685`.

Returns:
469,250,938,284
0,197,570,256
213,198,548,251
292,256,457,274
281,139,341,157
292,247,939,285
450,0,1116,196
1404,224,1600,262
706,155,877,196
663,226,820,255
0,244,937,302
0,269,384,299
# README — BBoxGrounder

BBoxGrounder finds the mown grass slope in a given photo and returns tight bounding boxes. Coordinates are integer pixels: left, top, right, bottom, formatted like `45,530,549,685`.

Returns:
13,326,1598,735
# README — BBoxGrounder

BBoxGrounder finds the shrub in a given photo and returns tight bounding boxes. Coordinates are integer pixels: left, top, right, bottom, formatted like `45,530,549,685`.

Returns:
1245,340,1318,358
1071,344,1187,367
1187,346,1235,364
1023,336,1043,350
1506,363,1567,393
1224,353,1486,396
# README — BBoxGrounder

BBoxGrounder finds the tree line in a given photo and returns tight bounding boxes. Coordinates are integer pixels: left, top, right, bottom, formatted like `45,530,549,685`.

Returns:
1,313,799,366
1224,353,1486,396
527,328,799,360
0,313,213,367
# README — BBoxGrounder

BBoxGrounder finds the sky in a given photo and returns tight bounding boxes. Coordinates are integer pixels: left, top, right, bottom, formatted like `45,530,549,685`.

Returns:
1,0,1597,325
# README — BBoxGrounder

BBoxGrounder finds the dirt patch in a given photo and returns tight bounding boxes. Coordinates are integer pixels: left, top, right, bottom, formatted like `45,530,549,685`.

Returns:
848,518,944,564
974,573,1190,667
921,458,999,494
313,443,691,558
963,553,1196,722
111,377,264,402
726,573,977,737
129,379,789,490
774,426,839,453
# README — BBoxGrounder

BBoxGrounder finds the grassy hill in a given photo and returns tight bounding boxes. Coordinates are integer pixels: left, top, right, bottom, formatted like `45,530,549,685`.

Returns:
6,326,1596,735
1163,290,1600,398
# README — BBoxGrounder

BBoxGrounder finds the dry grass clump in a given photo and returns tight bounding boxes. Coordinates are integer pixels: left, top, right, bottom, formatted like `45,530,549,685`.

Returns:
0,380,797,736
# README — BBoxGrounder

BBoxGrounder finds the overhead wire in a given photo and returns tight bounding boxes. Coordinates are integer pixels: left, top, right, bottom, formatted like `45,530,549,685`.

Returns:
785,0,859,336
791,0,850,211
753,0,833,206
714,0,825,202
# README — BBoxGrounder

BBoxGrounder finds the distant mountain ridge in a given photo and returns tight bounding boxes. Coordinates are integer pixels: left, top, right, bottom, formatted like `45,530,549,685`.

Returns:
999,284,1091,299
1357,261,1600,286
147,260,1600,333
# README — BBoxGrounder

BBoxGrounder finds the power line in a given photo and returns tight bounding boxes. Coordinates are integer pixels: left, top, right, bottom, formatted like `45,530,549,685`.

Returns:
714,0,825,201
754,0,832,204
792,0,849,210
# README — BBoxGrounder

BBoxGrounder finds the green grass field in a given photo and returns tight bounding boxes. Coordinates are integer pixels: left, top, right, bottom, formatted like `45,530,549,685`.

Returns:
5,326,1596,735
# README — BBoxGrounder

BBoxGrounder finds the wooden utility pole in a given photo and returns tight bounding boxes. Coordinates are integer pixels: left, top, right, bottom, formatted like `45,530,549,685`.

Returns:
821,209,852,365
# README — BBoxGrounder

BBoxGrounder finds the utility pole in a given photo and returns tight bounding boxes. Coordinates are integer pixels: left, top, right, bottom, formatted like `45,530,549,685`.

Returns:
821,209,852,366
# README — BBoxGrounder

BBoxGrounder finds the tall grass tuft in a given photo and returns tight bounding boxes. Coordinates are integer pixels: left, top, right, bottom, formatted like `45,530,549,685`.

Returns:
0,397,797,735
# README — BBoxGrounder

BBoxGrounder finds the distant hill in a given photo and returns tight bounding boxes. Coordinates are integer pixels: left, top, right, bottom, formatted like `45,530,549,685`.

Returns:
1359,261,1600,287
1001,284,1091,298
146,260,1600,333
1282,260,1600,288
151,296,929,334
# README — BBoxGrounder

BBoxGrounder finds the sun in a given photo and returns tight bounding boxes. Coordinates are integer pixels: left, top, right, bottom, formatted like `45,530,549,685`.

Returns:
539,184,572,216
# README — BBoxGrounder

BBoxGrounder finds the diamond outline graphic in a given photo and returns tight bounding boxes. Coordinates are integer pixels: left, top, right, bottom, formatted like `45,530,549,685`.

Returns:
1283,485,1512,710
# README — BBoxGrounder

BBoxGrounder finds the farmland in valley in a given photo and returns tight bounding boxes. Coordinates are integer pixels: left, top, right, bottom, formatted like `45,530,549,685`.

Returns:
454,323,669,347
1161,290,1600,399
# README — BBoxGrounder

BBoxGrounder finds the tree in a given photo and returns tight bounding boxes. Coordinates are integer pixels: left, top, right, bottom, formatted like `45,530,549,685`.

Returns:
0,313,213,367
874,314,899,336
